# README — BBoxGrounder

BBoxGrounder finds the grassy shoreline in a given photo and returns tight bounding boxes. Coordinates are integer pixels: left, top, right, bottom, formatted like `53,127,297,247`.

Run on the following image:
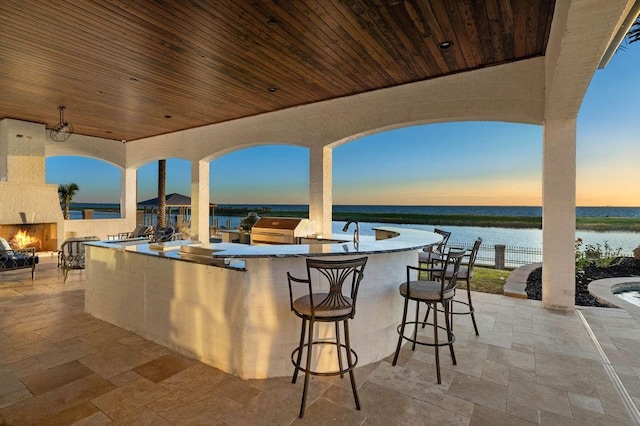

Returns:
220,209,640,231
74,207,640,231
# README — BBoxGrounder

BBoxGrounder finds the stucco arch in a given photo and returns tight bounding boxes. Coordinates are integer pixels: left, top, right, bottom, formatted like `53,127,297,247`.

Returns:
43,54,548,260
203,141,308,164
122,57,544,166
45,134,126,168
324,118,541,151
126,124,316,165
128,155,192,171
45,153,122,170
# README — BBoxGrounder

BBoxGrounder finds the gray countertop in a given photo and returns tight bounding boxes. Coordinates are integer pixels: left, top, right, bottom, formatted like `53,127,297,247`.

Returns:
208,226,439,258
86,226,441,268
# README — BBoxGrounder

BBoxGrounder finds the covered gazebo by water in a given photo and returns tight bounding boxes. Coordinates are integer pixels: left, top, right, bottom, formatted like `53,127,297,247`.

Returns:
137,193,215,230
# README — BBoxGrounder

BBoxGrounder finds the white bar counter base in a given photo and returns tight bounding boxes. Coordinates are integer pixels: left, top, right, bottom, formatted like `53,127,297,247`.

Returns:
84,227,441,379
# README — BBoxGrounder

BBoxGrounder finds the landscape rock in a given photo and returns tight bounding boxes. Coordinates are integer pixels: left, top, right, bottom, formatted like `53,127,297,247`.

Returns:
525,257,640,307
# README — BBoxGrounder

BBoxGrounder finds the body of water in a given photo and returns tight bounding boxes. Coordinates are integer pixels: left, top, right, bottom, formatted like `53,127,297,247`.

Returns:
213,205,640,254
212,218,637,255
69,204,640,254
216,204,640,218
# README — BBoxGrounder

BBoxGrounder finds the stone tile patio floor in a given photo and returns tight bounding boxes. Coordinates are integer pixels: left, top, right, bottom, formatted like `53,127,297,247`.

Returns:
1,256,639,425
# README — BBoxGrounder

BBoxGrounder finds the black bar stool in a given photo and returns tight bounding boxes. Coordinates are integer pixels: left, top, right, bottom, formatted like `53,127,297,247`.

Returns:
418,228,451,266
392,249,465,384
423,238,483,336
287,256,368,418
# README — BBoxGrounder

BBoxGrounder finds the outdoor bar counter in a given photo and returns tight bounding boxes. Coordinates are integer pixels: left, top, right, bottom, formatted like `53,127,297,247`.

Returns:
84,226,441,379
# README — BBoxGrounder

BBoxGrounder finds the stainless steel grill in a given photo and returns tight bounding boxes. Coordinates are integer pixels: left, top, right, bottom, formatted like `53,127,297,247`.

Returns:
250,217,314,245
238,212,260,244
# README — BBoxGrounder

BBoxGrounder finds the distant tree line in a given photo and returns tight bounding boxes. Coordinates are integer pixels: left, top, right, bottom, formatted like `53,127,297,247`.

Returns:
215,206,273,216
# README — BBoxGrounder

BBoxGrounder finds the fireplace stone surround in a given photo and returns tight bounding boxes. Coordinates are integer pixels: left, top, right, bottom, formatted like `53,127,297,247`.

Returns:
0,223,57,252
1,119,65,250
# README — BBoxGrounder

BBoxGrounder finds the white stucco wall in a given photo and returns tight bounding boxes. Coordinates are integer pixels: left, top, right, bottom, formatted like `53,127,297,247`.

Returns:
542,118,577,309
85,244,417,379
61,218,131,242
540,0,633,310
1,120,46,184
0,182,63,225
45,133,126,168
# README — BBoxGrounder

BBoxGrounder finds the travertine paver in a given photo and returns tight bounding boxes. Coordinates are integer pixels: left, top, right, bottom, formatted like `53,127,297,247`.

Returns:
0,257,637,424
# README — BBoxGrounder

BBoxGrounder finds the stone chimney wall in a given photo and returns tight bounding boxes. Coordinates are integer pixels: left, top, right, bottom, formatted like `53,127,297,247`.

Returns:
0,118,64,246
0,119,46,184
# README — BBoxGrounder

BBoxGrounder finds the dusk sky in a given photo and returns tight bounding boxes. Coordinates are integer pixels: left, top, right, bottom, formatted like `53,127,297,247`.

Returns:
46,43,640,207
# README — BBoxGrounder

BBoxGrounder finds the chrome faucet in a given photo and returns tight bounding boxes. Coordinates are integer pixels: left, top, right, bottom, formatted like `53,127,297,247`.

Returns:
342,220,360,244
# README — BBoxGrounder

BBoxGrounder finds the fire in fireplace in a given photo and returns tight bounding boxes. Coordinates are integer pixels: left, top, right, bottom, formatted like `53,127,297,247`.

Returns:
12,230,40,249
0,223,57,252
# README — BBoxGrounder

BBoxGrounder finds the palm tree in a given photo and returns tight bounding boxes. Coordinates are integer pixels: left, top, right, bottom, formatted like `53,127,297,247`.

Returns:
58,183,80,220
157,159,166,228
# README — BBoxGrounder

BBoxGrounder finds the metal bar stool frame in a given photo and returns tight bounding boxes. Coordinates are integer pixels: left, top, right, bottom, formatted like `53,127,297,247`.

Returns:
423,238,483,336
418,228,452,266
287,256,368,418
392,249,465,384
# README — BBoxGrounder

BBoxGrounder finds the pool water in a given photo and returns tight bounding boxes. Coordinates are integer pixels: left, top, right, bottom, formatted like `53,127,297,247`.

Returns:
613,287,640,307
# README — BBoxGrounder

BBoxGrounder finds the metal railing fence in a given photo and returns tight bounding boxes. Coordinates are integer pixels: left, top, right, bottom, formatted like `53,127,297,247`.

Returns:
450,241,543,270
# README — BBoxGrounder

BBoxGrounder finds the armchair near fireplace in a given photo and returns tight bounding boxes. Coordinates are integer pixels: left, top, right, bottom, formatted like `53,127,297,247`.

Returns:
58,236,100,282
0,237,39,280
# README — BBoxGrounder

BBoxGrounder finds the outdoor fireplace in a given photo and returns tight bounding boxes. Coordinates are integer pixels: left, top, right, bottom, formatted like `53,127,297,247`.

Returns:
0,223,58,252
1,119,66,250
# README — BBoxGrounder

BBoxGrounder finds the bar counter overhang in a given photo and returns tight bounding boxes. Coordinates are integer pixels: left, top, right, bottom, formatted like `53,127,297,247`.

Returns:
84,227,441,379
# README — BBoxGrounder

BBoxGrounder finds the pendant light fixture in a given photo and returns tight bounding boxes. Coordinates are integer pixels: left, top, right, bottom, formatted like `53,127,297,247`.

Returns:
50,106,74,142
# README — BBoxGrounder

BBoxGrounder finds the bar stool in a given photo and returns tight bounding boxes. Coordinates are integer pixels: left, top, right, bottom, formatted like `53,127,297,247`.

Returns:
392,249,465,384
287,256,368,418
422,238,483,336
418,228,452,266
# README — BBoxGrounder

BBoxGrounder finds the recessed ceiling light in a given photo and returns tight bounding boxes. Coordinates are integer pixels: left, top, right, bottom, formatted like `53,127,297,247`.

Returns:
267,87,277,93
266,19,278,28
438,41,453,50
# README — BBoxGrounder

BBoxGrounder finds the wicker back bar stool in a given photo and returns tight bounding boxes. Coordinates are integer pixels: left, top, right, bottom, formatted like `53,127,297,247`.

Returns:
392,248,465,384
287,256,368,418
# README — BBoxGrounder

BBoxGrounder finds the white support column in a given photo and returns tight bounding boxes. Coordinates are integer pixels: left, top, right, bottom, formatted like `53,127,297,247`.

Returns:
191,160,210,243
542,118,576,310
308,145,332,236
121,167,137,227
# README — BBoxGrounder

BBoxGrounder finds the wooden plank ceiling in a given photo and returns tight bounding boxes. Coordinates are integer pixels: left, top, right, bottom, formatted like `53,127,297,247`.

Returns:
0,0,555,142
